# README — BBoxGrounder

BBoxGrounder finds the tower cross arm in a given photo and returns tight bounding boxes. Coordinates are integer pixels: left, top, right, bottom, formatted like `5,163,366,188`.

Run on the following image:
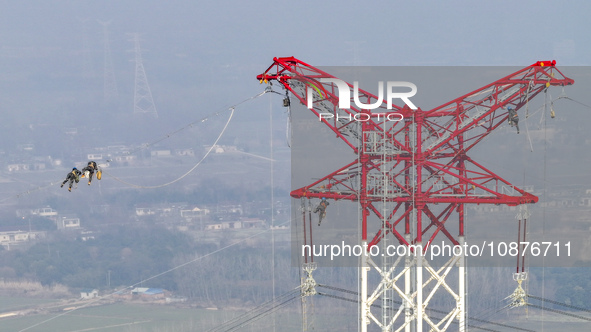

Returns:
422,61,574,155
291,159,360,201
257,57,408,153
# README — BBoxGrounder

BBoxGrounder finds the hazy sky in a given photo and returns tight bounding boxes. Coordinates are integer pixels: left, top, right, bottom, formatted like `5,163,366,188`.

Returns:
1,0,588,67
0,0,588,187
1,1,586,116
0,2,589,330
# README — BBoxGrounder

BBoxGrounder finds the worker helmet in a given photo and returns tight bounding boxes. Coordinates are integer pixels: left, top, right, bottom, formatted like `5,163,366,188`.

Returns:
322,197,326,200
72,167,77,171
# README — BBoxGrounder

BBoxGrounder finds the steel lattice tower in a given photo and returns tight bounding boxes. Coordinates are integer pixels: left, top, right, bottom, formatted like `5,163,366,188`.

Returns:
98,20,118,103
77,18,94,79
257,57,574,331
130,33,158,118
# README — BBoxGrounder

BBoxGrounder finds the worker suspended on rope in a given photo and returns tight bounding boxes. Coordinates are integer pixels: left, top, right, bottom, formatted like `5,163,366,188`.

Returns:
81,161,100,185
507,107,520,134
314,197,329,226
60,167,81,192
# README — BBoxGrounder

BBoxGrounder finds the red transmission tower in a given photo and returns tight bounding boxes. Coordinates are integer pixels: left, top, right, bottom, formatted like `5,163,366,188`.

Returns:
258,58,573,331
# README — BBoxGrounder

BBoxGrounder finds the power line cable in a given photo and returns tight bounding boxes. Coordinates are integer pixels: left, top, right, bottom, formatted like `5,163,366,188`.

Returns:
319,284,536,332
527,294,591,314
527,303,591,322
317,290,510,332
208,288,301,332
17,218,292,332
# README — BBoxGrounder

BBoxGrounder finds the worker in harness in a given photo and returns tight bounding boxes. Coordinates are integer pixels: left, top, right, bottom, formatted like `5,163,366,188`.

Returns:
507,107,520,134
61,167,82,192
314,197,329,226
81,161,99,185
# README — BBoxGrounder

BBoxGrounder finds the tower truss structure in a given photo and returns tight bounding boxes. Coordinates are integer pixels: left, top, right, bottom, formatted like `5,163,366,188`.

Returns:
130,33,158,118
77,18,94,79
98,20,118,103
257,57,573,331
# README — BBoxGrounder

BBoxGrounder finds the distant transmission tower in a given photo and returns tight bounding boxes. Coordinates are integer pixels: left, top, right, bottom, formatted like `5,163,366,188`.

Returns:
77,17,94,78
130,33,158,118
98,20,118,103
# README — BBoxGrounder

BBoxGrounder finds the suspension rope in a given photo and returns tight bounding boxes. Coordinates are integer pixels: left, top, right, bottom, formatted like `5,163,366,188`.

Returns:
0,181,62,203
104,107,234,189
103,89,274,188
10,88,289,332
15,88,286,332
0,90,270,202
308,200,314,263
562,96,591,109
524,80,535,151
105,90,269,163
284,89,292,147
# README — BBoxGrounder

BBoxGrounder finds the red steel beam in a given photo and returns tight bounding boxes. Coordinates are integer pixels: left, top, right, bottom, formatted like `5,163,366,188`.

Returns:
259,57,574,250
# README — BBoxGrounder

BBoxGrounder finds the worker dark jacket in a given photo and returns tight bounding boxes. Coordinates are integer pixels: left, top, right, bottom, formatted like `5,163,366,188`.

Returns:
66,170,81,181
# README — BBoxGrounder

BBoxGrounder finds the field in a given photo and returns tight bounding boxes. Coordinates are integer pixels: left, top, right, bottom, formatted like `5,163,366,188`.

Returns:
0,297,355,332
0,300,241,332
1,296,591,331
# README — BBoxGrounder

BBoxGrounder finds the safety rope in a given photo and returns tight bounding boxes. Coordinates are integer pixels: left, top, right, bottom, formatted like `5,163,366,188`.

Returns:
102,89,274,188
541,84,549,326
284,89,292,147
0,181,61,203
